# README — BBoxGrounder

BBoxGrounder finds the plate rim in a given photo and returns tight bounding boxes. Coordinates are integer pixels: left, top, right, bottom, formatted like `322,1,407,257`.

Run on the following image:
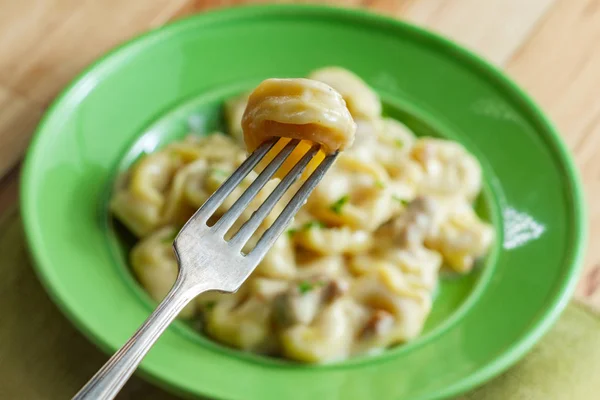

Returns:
20,4,587,400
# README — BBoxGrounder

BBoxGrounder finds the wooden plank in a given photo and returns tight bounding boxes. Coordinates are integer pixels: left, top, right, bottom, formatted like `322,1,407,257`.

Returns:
0,0,598,309
0,166,19,216
2,0,188,106
0,0,188,178
505,0,600,309
0,0,557,179
190,0,557,68
0,211,177,399
506,0,600,150
402,0,557,66
0,0,82,87
0,87,43,177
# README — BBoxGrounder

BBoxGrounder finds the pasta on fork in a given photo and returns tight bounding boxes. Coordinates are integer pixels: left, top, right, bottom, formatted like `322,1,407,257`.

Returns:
243,78,356,179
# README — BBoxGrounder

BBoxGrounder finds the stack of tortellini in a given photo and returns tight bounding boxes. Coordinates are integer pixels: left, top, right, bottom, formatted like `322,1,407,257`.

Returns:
111,67,494,363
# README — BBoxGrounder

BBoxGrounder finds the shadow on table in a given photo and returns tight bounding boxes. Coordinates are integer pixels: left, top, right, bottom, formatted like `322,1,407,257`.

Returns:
0,209,178,400
4,207,600,400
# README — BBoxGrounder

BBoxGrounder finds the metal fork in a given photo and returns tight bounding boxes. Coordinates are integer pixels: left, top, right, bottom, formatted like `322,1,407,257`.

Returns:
73,138,338,400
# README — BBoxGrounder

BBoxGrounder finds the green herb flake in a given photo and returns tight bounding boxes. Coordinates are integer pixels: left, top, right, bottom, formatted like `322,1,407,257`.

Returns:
330,195,350,214
394,139,404,148
297,281,314,294
375,180,386,189
204,301,216,311
211,168,230,178
392,195,410,206
288,221,325,237
287,228,298,237
302,220,326,230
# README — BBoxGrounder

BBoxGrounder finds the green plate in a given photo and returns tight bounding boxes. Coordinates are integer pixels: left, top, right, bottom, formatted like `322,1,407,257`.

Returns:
21,5,586,400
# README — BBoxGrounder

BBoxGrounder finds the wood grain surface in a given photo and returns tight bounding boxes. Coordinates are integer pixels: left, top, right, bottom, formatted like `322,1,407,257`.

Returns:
2,0,597,306
1,1,599,397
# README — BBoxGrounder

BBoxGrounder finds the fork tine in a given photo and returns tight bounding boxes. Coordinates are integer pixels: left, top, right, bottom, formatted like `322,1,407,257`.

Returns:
229,144,321,249
186,139,276,225
212,139,301,235
249,152,338,261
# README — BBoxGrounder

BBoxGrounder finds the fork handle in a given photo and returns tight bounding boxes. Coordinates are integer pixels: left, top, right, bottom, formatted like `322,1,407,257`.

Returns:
72,277,201,400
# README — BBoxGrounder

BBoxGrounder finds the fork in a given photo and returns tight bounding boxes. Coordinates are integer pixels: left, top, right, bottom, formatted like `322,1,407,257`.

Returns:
73,138,338,400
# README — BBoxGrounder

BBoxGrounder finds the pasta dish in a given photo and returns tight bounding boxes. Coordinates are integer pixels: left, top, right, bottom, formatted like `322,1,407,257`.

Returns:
111,67,494,363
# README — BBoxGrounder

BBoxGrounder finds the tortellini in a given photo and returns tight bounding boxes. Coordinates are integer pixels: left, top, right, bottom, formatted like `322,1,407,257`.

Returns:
243,78,356,154
110,133,245,236
309,66,381,121
205,289,276,353
224,93,249,143
411,138,483,201
293,225,373,255
130,227,196,318
425,203,495,272
111,152,180,236
280,299,357,362
111,66,494,363
242,78,356,178
306,156,396,230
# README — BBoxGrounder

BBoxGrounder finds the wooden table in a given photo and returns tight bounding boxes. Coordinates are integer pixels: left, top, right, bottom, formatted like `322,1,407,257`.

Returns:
0,1,599,398
3,0,598,308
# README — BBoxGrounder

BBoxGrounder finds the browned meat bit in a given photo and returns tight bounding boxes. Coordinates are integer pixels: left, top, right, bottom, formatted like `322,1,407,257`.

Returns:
272,293,294,327
322,279,349,303
398,197,439,245
272,277,348,328
377,196,439,248
359,309,395,339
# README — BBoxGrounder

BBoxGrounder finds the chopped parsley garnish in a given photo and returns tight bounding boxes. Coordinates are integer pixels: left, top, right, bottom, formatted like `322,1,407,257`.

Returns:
297,281,313,294
392,195,409,206
302,220,326,230
204,301,216,310
394,139,404,148
297,280,327,294
287,228,298,237
375,180,386,189
287,220,326,237
330,195,350,214
211,168,230,178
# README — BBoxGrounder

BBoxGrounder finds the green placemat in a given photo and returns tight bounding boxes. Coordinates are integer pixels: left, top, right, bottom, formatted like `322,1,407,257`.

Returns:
1,208,598,399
